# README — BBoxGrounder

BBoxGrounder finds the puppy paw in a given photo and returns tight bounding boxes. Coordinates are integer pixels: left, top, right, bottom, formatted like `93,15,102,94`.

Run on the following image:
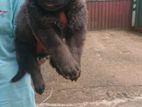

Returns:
50,56,81,81
35,84,45,95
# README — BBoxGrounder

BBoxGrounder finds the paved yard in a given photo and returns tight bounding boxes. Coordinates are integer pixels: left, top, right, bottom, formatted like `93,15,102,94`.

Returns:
36,31,142,107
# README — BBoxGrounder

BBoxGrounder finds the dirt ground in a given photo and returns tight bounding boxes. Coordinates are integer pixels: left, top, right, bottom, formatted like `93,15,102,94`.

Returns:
36,30,142,107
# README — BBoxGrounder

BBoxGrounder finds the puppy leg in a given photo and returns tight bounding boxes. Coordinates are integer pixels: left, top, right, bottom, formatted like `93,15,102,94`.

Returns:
65,2,87,65
65,31,85,65
29,56,45,94
12,29,45,94
35,28,80,81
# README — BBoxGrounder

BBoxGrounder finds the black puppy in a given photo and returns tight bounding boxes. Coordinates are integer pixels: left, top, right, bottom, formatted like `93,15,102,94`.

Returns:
12,0,87,94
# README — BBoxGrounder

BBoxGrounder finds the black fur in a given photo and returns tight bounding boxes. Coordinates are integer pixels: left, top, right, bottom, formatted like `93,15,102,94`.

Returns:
12,0,87,94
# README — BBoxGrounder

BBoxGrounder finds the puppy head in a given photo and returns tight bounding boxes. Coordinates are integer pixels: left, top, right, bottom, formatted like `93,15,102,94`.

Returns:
33,0,72,11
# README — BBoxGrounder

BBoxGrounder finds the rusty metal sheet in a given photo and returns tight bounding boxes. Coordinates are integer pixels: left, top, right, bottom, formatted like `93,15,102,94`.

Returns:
87,0,132,30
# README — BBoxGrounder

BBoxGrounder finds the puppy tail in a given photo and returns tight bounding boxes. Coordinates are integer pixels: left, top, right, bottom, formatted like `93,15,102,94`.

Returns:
11,71,26,82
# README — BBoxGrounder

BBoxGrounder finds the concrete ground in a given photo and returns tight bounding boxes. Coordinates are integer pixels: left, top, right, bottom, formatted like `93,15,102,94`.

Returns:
36,30,142,107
